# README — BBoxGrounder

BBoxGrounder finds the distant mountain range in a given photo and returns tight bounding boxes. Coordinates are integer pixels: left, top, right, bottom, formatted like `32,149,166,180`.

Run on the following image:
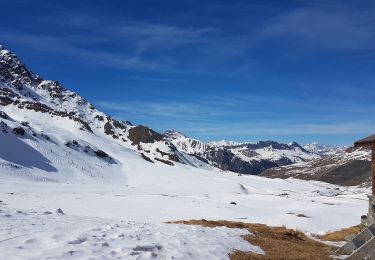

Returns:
0,44,365,185
303,142,348,156
261,146,371,186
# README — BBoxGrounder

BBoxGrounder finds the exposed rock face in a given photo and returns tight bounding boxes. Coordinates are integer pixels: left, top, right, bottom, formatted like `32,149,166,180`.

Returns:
12,127,25,136
261,147,371,186
104,122,116,136
0,46,42,91
128,125,164,145
141,153,154,163
318,160,370,186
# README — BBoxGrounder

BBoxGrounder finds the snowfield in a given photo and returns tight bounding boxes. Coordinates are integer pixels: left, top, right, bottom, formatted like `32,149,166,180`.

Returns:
0,206,263,260
0,171,368,234
0,173,368,260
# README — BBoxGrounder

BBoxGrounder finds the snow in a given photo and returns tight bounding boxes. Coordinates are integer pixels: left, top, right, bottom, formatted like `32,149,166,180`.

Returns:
165,131,209,155
303,142,348,156
0,206,263,260
208,140,246,147
231,145,319,163
0,173,368,235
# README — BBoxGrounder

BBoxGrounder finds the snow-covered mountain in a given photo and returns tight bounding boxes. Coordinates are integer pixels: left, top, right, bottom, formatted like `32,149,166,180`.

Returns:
208,140,245,147
0,44,202,182
261,146,371,186
0,44,327,180
303,142,348,156
165,130,319,174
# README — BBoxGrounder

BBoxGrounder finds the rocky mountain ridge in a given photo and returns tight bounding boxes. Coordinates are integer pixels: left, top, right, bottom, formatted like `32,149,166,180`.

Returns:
261,146,371,186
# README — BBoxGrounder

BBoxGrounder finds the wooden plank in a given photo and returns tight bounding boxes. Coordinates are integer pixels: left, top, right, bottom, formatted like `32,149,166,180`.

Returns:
373,145,375,196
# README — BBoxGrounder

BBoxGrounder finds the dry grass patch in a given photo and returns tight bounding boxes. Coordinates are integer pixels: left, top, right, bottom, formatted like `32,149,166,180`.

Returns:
319,224,363,242
170,219,335,260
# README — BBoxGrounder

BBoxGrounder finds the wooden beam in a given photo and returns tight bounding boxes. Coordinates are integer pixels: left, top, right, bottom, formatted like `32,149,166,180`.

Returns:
372,144,375,196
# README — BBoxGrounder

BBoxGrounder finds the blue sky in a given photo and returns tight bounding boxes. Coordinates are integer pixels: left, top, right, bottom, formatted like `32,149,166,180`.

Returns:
1,0,375,144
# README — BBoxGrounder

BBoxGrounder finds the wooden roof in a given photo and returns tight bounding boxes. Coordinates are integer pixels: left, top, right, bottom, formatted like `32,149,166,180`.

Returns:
354,134,375,147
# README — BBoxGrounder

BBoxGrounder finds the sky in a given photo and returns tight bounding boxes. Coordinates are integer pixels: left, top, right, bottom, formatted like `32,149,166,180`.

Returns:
1,0,375,145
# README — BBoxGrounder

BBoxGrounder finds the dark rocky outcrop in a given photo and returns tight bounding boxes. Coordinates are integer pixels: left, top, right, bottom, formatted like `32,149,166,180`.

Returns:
141,153,154,163
128,125,163,145
112,119,126,130
103,122,118,138
168,154,179,162
155,157,174,166
65,140,79,147
95,115,104,121
12,127,25,136
319,160,370,186
261,148,371,186
94,149,109,158
156,148,180,162
0,111,9,119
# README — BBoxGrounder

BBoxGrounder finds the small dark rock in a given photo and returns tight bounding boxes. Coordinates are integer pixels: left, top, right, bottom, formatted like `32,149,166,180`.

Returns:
95,115,104,121
0,111,9,119
12,127,25,136
95,149,109,158
154,157,174,166
104,122,115,136
141,153,154,163
56,208,64,214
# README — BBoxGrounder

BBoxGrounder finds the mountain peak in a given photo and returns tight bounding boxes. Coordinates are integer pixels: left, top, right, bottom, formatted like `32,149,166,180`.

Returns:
164,130,187,139
0,44,42,90
303,142,348,156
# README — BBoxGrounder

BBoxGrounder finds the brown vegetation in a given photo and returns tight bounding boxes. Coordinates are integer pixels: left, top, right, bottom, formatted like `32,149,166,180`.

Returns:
319,224,363,242
170,219,336,260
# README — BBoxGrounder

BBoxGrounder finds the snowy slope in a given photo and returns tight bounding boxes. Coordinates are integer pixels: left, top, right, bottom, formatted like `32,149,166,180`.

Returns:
0,205,262,260
0,44,208,181
262,147,371,186
0,170,368,234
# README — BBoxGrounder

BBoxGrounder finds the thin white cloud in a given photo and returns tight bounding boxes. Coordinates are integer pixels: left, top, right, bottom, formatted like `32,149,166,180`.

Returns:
1,32,165,71
259,7,375,52
97,90,375,138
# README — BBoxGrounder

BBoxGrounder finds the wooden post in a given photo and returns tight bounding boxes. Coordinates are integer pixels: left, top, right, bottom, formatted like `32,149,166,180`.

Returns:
372,144,375,196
